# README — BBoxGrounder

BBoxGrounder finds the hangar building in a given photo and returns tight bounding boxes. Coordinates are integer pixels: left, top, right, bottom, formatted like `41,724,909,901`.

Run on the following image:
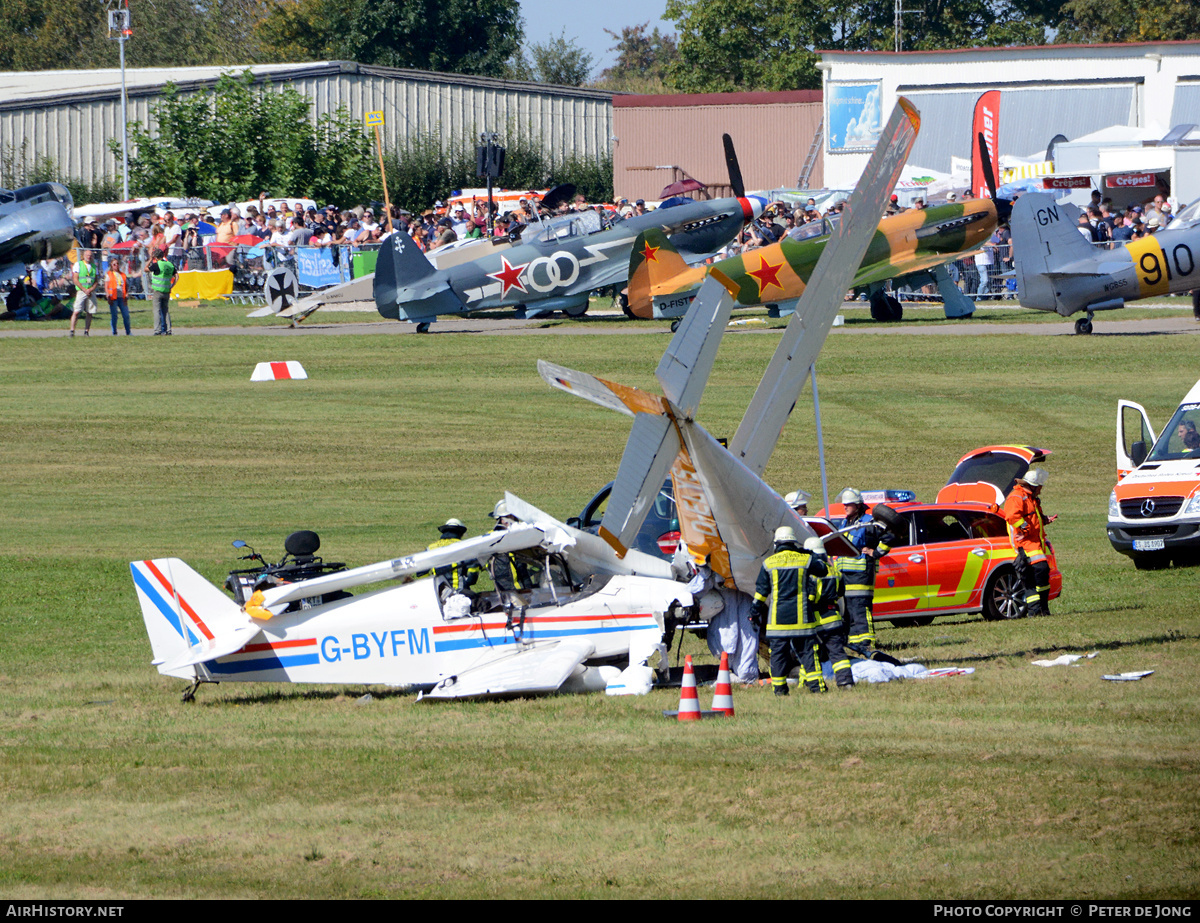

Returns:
0,61,614,190
818,41,1200,202
612,91,824,203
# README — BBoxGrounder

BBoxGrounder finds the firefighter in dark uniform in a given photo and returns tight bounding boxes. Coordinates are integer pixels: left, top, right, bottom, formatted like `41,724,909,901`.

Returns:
837,488,892,660
487,499,538,595
423,518,480,597
751,527,850,695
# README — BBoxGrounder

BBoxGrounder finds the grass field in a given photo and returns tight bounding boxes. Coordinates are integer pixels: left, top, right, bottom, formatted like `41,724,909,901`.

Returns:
4,293,1196,333
1,323,1198,898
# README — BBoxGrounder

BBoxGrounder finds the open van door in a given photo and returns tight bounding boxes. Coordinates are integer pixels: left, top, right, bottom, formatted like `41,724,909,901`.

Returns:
1117,400,1156,480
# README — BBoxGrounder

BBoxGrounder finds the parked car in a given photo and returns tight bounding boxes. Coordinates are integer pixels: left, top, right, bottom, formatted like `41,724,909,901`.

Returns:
575,445,1062,626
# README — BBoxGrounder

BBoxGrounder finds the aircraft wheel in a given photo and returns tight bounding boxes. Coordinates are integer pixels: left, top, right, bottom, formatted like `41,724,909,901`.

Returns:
869,289,903,321
1191,289,1200,320
1074,317,1093,335
618,291,636,320
670,319,681,333
416,322,431,334
563,300,588,318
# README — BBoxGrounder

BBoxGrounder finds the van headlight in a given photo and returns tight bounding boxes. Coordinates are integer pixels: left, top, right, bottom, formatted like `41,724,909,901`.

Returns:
1109,491,1120,518
1183,492,1200,516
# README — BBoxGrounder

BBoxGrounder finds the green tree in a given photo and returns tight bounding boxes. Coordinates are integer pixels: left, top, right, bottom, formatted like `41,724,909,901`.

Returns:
528,30,595,86
120,72,374,204
1057,0,1200,43
342,0,523,76
663,0,830,91
0,0,264,70
255,0,359,62
595,22,679,92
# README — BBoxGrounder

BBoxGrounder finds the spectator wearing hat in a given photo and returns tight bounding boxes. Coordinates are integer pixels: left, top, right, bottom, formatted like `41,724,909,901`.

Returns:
432,217,457,249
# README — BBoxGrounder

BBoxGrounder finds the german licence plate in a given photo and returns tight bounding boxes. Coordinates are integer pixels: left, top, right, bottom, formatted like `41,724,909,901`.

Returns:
1133,538,1166,551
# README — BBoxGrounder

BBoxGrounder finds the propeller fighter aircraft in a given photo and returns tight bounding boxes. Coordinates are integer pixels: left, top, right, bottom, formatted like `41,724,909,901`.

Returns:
625,199,998,325
626,131,1010,327
1010,191,1200,334
0,182,76,282
373,141,765,331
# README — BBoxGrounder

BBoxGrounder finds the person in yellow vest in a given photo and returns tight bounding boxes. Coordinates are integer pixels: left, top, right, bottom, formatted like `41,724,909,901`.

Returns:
69,248,99,337
105,257,132,336
144,248,178,336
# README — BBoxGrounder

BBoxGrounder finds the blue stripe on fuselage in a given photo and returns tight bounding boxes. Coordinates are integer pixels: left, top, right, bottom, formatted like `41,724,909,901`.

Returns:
434,622,657,653
207,652,321,675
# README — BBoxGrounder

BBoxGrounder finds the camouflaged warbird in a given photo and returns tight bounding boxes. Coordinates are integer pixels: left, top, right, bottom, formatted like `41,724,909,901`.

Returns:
373,138,765,332
625,195,1001,325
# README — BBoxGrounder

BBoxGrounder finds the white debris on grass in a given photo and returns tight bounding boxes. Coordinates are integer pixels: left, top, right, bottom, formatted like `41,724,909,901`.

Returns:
1031,652,1099,667
1102,671,1155,682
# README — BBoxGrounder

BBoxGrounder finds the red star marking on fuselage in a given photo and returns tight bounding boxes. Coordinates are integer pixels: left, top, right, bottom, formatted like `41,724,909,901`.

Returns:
747,255,784,294
640,242,660,263
488,256,528,297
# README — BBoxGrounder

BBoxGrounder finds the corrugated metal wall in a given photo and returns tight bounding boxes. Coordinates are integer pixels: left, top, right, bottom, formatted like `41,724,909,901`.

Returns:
614,99,824,202
1170,81,1200,126
902,83,1140,172
0,62,613,188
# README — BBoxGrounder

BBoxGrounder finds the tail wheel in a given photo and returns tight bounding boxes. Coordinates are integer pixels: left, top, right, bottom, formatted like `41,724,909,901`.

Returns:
618,291,636,320
983,566,1025,620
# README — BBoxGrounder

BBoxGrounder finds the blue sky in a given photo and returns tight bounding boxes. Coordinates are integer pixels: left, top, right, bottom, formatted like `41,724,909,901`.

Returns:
516,0,673,78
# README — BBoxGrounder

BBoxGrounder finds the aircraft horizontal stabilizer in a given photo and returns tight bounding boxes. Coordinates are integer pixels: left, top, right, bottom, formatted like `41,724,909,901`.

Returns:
419,638,596,700
257,524,547,610
159,624,262,673
537,361,661,417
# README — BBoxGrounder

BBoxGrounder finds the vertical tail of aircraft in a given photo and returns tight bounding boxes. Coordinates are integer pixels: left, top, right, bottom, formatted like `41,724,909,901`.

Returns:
130,559,256,678
1009,192,1096,313
373,231,467,322
627,229,704,319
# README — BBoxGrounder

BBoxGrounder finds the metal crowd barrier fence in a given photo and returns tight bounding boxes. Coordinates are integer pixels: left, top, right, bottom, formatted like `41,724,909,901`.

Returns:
4,241,385,306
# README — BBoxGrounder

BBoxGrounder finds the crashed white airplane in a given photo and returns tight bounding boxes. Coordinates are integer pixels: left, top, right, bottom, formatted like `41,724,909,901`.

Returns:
129,98,919,701
132,499,692,701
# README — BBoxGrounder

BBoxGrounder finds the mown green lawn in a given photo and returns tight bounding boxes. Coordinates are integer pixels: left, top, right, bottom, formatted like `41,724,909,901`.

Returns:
0,326,1196,898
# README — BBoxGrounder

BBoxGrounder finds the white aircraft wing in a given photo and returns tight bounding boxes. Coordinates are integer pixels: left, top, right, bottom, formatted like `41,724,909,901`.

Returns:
502,493,676,580
654,268,739,420
418,638,597,700
679,419,815,591
257,524,546,610
730,97,921,476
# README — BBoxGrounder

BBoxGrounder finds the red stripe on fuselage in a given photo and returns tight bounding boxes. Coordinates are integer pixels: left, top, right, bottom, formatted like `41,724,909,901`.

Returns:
236,637,317,654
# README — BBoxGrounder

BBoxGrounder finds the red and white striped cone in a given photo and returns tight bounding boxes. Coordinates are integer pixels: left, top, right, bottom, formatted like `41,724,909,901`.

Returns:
676,655,702,722
711,651,735,717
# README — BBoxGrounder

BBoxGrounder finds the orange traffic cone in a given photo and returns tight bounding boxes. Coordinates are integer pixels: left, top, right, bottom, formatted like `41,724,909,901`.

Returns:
711,651,735,717
676,655,702,721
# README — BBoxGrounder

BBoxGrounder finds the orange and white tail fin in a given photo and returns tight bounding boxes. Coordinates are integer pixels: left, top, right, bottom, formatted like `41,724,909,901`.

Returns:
627,229,704,319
